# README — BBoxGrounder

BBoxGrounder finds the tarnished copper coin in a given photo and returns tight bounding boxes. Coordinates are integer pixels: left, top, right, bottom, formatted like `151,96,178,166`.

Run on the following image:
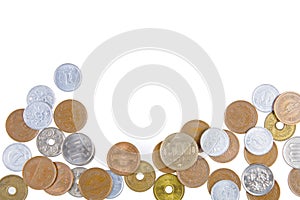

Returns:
225,100,258,133
107,142,141,176
288,168,300,197
152,141,175,174
79,168,113,200
44,162,74,196
0,175,28,200
22,156,57,190
6,109,39,142
246,181,280,200
54,99,87,133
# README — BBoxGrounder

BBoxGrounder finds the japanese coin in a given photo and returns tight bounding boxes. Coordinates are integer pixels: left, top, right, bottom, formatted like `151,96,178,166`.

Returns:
0,175,28,200
252,84,279,113
283,136,300,168
69,167,86,197
106,170,124,199
246,181,280,200
288,169,300,197
152,141,175,174
54,63,82,92
27,85,55,108
211,180,240,200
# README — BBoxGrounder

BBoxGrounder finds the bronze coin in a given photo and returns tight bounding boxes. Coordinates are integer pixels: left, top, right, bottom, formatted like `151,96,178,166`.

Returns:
44,162,74,196
22,156,57,190
54,99,87,133
224,100,258,133
6,109,39,142
177,156,210,188
107,142,141,176
152,141,175,174
288,168,300,197
246,181,280,200
79,168,113,200
0,175,28,200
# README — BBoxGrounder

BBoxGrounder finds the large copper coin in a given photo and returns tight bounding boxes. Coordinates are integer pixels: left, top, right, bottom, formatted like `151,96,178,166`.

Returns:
224,100,258,133
22,156,57,190
288,168,300,197
44,162,74,196
152,141,175,174
6,109,39,142
54,99,87,133
0,175,28,200
246,181,280,200
107,142,141,176
79,168,113,200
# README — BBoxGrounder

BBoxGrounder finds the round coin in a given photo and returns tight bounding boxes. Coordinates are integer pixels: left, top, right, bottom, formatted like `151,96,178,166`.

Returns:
246,181,280,200
54,63,82,92
283,136,300,168
252,84,279,113
0,175,28,200
106,170,124,199
211,180,240,200
152,141,175,174
288,169,300,197
69,167,86,197
27,85,55,108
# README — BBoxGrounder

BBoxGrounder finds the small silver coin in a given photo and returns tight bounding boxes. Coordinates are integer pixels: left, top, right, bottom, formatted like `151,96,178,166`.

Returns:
211,180,240,200
2,143,32,172
69,167,86,197
62,133,95,166
283,136,300,169
244,127,273,156
252,84,279,113
36,127,65,157
54,63,82,92
106,170,124,199
242,164,274,196
27,85,55,108
200,128,230,157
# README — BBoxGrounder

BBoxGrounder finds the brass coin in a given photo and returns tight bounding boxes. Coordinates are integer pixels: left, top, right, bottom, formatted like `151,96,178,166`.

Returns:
152,141,175,174
211,130,240,163
288,168,300,197
6,109,39,142
153,174,185,200
246,181,280,200
125,161,156,192
177,156,210,188
107,142,141,176
264,112,296,141
79,168,113,200
54,99,87,133
0,175,28,200
225,100,258,133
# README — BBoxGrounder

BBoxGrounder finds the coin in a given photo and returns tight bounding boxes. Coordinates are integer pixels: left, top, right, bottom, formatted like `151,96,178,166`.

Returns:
36,127,65,157
79,168,113,200
68,167,86,197
283,136,300,168
106,170,124,199
124,161,156,192
107,142,141,176
6,109,39,142
224,100,258,133
2,143,31,172
177,156,210,188
288,169,300,197
22,156,57,190
62,133,95,166
153,174,185,200
54,63,82,92
264,112,296,141
242,164,274,196
152,141,175,174
246,181,280,200
27,85,55,108
160,133,198,171
54,99,87,133
211,180,240,200
45,162,73,196
252,84,279,113
0,175,28,200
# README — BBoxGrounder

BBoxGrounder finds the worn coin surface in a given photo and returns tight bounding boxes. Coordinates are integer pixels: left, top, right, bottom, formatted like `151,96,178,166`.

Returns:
252,84,279,113
246,181,280,200
107,142,141,176
225,100,258,133
2,143,32,172
211,180,240,200
283,136,300,169
288,169,300,197
106,170,124,199
152,141,175,174
54,99,87,133
0,175,28,200
69,167,86,197
27,85,55,108
54,63,82,92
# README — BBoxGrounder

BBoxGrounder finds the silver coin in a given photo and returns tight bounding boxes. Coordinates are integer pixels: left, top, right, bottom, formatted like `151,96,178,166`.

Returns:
54,63,82,92
36,127,65,157
242,164,274,196
211,180,240,200
69,167,86,197
200,128,230,157
106,170,124,199
2,143,32,172
252,84,279,113
283,136,300,168
244,127,273,156
62,133,95,166
27,85,55,108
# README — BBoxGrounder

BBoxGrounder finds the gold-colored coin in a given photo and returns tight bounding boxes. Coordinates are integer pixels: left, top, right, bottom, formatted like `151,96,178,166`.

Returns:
153,174,185,200
288,168,300,197
264,112,295,141
152,141,175,174
0,175,28,200
246,181,280,200
125,161,156,192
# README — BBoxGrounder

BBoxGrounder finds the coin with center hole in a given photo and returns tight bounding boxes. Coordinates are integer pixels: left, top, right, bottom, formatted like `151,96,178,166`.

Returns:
211,180,240,200
252,84,279,113
106,170,124,199
54,63,82,92
283,136,300,169
152,141,175,174
27,85,55,108
68,167,86,198
246,181,280,200
288,169,300,197
0,175,28,200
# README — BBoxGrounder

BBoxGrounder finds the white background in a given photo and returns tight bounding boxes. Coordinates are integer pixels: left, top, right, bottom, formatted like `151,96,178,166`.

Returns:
1,1,300,199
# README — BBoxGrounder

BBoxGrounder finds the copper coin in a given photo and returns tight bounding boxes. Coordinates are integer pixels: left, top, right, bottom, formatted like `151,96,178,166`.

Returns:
211,130,240,163
288,168,300,197
177,156,210,188
22,156,57,190
0,175,28,200
79,168,113,200
107,142,141,176
207,168,241,194
54,99,87,133
152,141,175,174
6,109,39,142
225,100,258,133
246,181,280,200
44,162,74,196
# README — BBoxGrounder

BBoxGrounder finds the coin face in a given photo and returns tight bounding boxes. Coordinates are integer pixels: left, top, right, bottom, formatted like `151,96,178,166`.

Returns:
107,142,141,176
106,170,124,199
27,85,55,108
288,169,300,197
247,181,280,200
54,99,87,133
54,63,82,92
283,136,300,168
152,141,175,174
252,84,279,113
69,167,86,197
0,175,28,200
160,133,198,171
211,180,240,200
225,100,258,133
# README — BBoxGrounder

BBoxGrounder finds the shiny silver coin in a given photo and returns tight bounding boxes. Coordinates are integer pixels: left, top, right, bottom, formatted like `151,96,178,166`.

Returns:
54,63,82,92
62,133,95,166
283,136,300,168
69,167,86,197
244,127,273,156
200,128,230,156
252,84,279,113
2,143,32,172
36,127,65,157
211,180,240,200
27,85,55,108
242,164,274,196
106,170,124,199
